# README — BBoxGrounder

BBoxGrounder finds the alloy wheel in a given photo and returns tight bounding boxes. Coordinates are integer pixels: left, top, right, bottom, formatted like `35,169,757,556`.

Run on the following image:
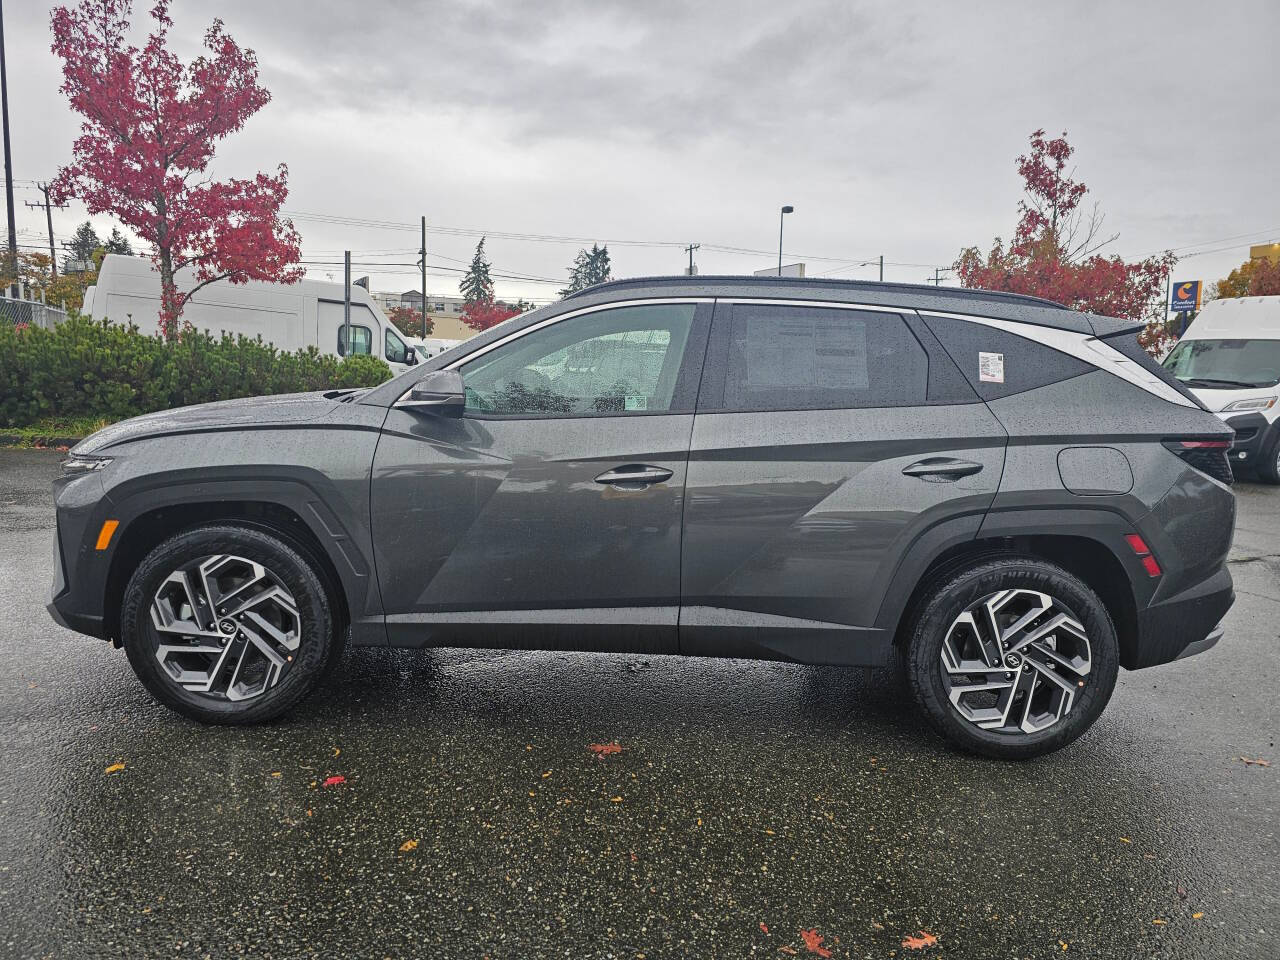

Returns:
149,554,301,702
939,589,1092,735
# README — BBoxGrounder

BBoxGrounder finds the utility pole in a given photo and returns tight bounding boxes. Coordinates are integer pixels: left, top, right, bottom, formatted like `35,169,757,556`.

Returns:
684,242,700,276
419,215,428,338
343,250,352,359
26,183,66,278
878,255,884,282
0,0,19,298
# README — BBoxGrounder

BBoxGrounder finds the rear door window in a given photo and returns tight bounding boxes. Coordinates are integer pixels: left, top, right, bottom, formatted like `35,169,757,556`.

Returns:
703,304,929,411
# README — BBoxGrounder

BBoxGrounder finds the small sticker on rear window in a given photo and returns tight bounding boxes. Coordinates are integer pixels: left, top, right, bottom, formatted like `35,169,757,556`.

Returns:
979,352,1005,383
624,395,648,411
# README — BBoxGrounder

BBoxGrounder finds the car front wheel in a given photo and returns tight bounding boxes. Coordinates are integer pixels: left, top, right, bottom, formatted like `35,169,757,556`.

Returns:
903,556,1119,760
120,524,336,724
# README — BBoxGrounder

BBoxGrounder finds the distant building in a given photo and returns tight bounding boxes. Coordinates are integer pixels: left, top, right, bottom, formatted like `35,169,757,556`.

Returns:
372,289,530,340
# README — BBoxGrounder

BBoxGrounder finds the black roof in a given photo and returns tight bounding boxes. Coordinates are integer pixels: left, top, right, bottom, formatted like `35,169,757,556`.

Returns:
561,275,1103,334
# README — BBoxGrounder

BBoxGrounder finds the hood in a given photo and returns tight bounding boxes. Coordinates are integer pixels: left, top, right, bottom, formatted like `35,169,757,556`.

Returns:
73,391,348,454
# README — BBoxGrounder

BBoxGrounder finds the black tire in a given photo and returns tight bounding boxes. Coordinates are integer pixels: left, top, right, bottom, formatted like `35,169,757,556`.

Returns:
1257,441,1280,485
903,556,1119,760
121,524,335,724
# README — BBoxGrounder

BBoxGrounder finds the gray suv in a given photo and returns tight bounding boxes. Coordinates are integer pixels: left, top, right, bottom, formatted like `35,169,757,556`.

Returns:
49,277,1236,759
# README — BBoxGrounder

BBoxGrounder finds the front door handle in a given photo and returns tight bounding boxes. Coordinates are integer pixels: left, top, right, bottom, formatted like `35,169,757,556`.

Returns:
902,457,984,481
594,464,674,488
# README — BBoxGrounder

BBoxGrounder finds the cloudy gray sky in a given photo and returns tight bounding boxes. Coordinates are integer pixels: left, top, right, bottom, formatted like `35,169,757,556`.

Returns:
5,0,1279,305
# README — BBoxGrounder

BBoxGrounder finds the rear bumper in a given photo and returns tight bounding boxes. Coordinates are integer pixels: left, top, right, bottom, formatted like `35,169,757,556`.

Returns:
1127,565,1233,669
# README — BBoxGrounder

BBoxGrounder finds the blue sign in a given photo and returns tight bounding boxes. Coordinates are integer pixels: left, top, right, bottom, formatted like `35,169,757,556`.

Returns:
1171,280,1201,313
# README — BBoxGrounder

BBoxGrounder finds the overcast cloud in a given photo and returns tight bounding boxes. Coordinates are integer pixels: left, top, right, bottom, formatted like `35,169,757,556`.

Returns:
4,0,1278,303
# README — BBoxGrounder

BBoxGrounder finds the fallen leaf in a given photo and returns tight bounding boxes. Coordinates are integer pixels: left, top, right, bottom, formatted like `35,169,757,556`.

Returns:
760,922,769,935
630,851,637,862
778,947,798,956
589,742,623,755
104,762,125,775
902,930,938,950
542,770,552,778
333,747,341,757
399,839,418,852
870,921,884,931
1237,756,1271,767
1152,918,1167,925
1192,912,1204,920
800,928,832,957
270,771,282,778
322,775,345,787
1059,941,1068,951
1119,837,1131,843
610,796,623,803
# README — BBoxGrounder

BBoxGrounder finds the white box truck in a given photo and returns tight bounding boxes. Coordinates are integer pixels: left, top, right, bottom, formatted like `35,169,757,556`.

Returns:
81,255,420,374
1161,295,1280,482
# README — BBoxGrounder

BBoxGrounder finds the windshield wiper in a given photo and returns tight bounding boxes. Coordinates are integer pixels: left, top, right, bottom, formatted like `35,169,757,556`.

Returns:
1183,377,1259,389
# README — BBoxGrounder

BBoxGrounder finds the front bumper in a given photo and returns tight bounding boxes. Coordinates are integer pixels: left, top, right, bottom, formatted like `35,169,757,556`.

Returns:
1224,411,1279,469
48,471,114,641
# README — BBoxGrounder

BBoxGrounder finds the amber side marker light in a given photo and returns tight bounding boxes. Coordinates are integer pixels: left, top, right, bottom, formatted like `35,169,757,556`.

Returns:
95,520,120,551
1124,533,1162,578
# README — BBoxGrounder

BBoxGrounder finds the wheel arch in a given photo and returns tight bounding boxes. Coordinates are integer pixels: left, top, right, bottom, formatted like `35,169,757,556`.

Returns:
104,499,354,644
880,521,1147,669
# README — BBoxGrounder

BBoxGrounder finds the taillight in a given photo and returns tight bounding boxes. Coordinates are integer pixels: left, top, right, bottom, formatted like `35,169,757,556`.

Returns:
1162,439,1233,485
1124,532,1162,578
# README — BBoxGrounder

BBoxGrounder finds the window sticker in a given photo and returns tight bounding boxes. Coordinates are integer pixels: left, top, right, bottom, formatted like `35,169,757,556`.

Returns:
979,351,1005,384
624,395,648,411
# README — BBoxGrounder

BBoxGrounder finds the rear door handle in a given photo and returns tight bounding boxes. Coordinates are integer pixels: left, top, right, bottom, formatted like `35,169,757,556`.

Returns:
902,457,983,480
594,464,674,487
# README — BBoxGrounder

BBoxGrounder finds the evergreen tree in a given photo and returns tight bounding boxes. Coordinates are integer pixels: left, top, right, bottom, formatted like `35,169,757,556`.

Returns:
460,237,495,305
65,221,101,268
104,226,134,256
560,243,612,298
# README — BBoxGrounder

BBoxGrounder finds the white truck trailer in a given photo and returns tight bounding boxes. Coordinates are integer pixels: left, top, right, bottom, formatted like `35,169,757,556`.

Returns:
81,255,420,374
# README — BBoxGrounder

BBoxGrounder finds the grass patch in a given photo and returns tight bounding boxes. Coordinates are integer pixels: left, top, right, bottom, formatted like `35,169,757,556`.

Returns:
0,416,112,447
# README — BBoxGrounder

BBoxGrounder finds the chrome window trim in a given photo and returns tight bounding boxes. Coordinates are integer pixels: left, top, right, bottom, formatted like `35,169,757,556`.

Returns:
919,309,1198,409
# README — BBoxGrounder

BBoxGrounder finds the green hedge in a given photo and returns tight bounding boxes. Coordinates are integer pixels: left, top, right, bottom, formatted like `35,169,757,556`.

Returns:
0,314,392,428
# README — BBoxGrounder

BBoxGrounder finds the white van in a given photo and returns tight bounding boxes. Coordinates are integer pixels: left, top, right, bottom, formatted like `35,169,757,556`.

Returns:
1162,295,1280,483
81,255,420,374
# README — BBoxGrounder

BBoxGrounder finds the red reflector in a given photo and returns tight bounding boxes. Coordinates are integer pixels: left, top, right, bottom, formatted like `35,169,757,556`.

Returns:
1178,440,1231,450
1124,534,1150,555
1141,554,1162,577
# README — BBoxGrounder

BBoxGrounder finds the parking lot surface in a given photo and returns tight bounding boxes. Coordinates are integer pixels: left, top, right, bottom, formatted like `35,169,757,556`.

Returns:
1,447,1276,959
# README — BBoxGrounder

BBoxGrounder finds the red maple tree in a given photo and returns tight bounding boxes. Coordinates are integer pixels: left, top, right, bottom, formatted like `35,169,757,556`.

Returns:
49,0,302,337
386,304,432,338
955,129,1175,352
461,299,521,333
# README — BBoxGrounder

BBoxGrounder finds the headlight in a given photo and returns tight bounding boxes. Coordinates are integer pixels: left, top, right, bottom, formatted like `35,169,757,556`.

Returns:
60,454,112,475
1220,396,1277,413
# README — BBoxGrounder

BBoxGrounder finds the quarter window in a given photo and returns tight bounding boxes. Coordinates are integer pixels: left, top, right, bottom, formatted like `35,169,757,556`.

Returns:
337,324,372,356
921,315,1092,400
718,304,928,411
460,304,698,417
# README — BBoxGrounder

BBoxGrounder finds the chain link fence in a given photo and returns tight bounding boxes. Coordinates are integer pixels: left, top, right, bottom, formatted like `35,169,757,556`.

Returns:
0,295,69,331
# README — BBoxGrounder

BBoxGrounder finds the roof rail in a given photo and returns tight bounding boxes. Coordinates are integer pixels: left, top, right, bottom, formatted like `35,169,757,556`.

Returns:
563,274,1071,311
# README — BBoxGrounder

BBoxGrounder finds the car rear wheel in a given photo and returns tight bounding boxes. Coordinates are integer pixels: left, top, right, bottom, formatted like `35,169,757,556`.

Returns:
121,524,335,724
903,556,1119,760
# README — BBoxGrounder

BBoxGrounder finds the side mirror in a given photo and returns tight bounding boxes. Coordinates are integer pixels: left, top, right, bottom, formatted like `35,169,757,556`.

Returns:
405,347,419,366
404,369,464,417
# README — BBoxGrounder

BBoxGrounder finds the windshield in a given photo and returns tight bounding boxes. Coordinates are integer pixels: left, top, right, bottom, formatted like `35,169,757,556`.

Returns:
1162,338,1280,389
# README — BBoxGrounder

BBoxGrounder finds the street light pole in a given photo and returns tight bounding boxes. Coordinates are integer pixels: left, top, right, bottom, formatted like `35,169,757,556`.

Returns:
0,0,19,298
777,205,794,276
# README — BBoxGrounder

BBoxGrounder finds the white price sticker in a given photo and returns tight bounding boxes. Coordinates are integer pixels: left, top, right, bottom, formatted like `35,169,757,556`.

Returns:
978,352,1005,384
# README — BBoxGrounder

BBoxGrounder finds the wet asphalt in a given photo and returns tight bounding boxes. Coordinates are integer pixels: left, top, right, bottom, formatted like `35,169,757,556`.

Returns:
0,447,1276,960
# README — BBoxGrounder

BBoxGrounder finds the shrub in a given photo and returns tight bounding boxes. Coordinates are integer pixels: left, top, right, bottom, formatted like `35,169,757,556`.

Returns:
0,314,392,428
